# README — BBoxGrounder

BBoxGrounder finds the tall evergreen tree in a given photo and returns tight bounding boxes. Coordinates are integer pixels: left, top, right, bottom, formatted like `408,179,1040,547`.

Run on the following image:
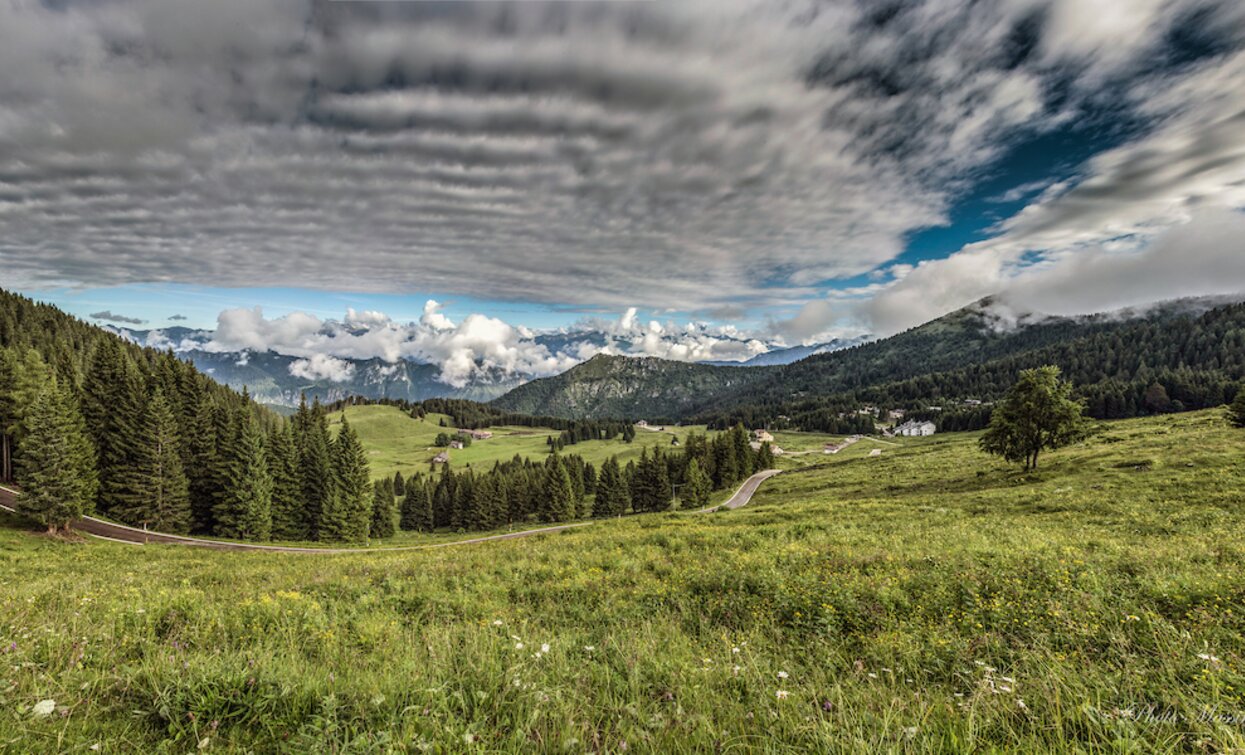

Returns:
14,378,97,533
1228,385,1245,429
370,476,397,539
297,398,336,540
542,454,576,522
185,392,219,533
682,457,711,509
113,390,191,533
213,413,273,541
392,470,406,498
755,441,775,471
268,423,305,541
399,479,433,532
323,414,371,542
0,347,48,482
81,339,144,516
592,456,630,517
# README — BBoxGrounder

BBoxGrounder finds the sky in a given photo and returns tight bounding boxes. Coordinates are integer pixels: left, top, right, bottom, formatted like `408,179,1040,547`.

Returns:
4,0,1245,375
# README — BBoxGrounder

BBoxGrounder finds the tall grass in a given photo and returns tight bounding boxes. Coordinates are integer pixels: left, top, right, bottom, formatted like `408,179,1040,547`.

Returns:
1,410,1243,752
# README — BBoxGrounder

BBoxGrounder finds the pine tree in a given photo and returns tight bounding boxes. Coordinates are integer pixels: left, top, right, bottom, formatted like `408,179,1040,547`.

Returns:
370,477,397,539
81,339,144,516
297,398,336,540
683,457,711,509
185,392,219,533
268,423,305,541
542,454,576,522
213,413,273,541
1228,385,1245,428
400,479,433,532
755,441,775,471
592,456,630,517
323,414,371,542
113,390,191,533
0,347,49,483
14,378,98,533
392,471,406,498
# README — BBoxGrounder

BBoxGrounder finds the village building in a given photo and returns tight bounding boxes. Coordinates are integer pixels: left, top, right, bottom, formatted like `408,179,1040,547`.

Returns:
636,420,649,428
464,429,493,440
449,440,465,450
895,420,937,437
752,429,774,443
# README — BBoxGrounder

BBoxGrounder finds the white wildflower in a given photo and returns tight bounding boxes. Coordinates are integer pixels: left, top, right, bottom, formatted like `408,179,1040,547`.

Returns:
492,620,503,626
584,646,595,652
775,690,789,700
777,671,789,679
514,642,524,650
541,643,550,654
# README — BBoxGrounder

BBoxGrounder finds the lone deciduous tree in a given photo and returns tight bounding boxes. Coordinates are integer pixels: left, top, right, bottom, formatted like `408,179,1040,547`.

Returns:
980,366,1087,471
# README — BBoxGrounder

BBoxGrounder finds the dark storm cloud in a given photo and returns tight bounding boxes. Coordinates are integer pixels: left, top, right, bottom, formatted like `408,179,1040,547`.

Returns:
1,0,1243,320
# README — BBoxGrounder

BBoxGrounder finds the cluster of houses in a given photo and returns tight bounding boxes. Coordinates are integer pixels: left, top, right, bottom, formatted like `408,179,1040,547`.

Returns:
891,420,937,437
432,429,495,463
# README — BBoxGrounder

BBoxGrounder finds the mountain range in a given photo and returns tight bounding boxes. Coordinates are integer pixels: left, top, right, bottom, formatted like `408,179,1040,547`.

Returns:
106,324,849,408
492,295,1245,427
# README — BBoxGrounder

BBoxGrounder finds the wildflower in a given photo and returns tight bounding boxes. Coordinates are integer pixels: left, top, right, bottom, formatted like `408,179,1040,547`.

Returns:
903,726,918,739
463,733,478,745
867,673,878,679
1017,698,1028,711
32,699,55,718
514,642,524,650
777,671,789,679
1125,615,1140,622
541,643,550,654
776,690,789,700
584,646,595,652
732,647,741,654
493,620,503,626
1197,653,1221,663
732,665,741,677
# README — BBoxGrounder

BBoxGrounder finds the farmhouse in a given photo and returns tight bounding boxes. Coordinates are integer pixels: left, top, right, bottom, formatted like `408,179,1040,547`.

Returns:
464,429,493,440
449,440,465,450
896,420,937,437
752,430,774,443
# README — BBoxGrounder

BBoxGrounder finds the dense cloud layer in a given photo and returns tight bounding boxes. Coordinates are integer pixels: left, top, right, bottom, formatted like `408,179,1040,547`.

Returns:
2,0,1243,330
201,303,773,386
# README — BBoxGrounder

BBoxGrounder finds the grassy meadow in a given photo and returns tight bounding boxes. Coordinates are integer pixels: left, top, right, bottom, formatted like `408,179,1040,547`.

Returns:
2,410,1245,751
326,405,713,480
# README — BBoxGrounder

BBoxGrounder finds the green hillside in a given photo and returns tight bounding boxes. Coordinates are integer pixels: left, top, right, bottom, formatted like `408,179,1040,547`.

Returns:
3,410,1244,751
327,404,714,479
490,353,772,420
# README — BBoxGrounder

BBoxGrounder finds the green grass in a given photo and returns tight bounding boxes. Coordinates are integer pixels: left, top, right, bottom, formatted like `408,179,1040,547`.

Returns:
328,405,713,479
2,410,1245,752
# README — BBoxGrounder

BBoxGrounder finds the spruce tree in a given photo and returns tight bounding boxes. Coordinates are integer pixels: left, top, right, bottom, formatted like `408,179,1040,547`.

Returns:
392,470,406,498
81,339,144,517
14,378,98,533
592,456,630,517
268,423,305,540
370,477,397,539
113,390,191,533
399,479,433,532
298,398,336,540
683,457,711,509
542,454,576,522
323,415,371,542
185,392,219,533
214,413,273,541
755,441,775,471
1228,385,1245,428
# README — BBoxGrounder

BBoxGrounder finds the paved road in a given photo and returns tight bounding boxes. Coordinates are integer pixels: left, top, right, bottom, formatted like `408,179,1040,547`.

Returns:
699,468,783,512
0,468,781,553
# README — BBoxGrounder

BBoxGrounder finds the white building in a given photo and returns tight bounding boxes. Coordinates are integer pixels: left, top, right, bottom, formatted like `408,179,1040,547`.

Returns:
753,430,774,443
895,420,936,437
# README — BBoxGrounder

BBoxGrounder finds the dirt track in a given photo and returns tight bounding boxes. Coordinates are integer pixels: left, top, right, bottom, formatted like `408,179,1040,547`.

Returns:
0,469,780,553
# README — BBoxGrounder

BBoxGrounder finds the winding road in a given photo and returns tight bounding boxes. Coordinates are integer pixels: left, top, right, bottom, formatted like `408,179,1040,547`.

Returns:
0,469,780,553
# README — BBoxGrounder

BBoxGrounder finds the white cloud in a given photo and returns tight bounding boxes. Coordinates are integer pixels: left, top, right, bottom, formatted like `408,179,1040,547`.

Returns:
289,355,356,383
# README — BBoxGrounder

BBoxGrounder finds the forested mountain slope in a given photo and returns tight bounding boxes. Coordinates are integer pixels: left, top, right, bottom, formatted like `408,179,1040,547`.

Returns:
490,354,773,420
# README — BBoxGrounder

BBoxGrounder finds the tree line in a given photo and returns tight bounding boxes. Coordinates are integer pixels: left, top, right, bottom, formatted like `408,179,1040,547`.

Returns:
391,424,774,533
